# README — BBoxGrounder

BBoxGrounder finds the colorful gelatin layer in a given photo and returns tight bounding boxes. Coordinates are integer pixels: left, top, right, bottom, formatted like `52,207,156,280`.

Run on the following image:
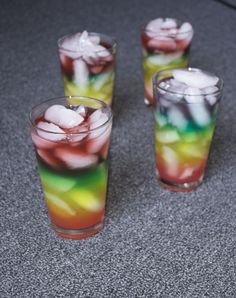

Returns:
141,18,193,105
153,69,222,189
58,31,116,106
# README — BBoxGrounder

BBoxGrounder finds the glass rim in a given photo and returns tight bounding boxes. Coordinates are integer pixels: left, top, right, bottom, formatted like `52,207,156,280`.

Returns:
142,17,194,37
57,31,117,54
153,67,224,98
29,96,113,136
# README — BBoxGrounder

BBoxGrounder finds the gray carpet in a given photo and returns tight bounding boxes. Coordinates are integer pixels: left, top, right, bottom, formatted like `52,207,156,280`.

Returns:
1,0,236,297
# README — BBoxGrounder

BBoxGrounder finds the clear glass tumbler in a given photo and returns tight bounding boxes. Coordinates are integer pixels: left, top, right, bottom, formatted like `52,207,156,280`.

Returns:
58,31,116,106
141,18,194,106
153,68,223,192
29,96,113,239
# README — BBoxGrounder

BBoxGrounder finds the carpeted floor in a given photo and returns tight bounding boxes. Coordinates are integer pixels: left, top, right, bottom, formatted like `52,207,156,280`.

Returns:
1,0,236,297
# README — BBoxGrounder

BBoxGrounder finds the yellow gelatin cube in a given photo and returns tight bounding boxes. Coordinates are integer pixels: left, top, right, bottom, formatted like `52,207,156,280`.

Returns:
68,189,103,212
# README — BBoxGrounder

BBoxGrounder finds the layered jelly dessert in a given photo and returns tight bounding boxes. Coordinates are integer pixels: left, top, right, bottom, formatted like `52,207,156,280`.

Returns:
141,18,193,105
30,97,112,239
153,68,223,191
58,31,116,106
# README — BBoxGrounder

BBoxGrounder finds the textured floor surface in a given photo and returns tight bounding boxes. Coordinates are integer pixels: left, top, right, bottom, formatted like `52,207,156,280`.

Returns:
1,0,236,297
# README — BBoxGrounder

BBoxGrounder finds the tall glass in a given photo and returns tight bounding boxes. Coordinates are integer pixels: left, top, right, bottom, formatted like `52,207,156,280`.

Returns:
141,18,194,106
29,96,112,239
58,32,116,106
153,68,223,192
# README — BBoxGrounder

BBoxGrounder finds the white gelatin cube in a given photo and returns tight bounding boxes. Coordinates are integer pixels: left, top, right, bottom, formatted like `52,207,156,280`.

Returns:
156,129,180,143
37,121,66,141
147,51,183,66
179,167,195,179
45,105,84,129
45,192,76,216
177,22,193,40
189,103,210,126
162,146,178,164
73,59,89,87
173,70,218,89
56,149,98,169
168,107,187,130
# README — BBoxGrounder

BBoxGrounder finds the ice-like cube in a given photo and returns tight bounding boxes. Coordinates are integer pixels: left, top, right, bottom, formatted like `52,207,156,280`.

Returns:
147,51,183,66
89,111,109,143
173,69,219,89
76,105,87,117
161,19,177,29
37,149,60,169
87,124,112,153
89,110,108,126
146,18,163,37
188,102,210,126
60,34,82,59
89,35,100,44
61,30,109,63
73,59,89,87
168,107,188,130
45,105,84,129
185,87,204,103
148,37,176,51
56,148,98,169
156,129,180,144
45,191,76,216
168,78,188,94
37,121,66,141
31,132,56,149
67,124,89,143
177,22,193,41
202,86,219,105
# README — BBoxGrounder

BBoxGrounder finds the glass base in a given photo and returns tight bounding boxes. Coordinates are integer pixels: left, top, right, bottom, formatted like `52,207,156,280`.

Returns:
144,98,152,106
157,176,203,192
51,221,104,240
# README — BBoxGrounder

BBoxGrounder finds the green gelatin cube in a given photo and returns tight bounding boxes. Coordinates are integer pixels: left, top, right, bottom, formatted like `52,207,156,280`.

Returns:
156,129,180,144
39,164,77,192
154,111,168,127
73,162,108,191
